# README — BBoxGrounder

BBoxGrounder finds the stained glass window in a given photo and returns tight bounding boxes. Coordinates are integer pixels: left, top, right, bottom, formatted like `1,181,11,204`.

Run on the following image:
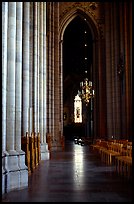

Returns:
74,94,82,123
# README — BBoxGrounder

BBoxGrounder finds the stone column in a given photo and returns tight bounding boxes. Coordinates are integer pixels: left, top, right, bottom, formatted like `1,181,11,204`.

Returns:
105,3,114,139
46,2,52,142
53,2,62,150
43,2,47,144
16,2,28,188
6,2,20,192
33,2,38,133
51,2,55,142
29,2,34,134
39,2,43,144
41,2,49,160
2,2,8,195
37,3,40,132
113,3,121,139
59,40,64,137
22,2,30,136
124,2,132,139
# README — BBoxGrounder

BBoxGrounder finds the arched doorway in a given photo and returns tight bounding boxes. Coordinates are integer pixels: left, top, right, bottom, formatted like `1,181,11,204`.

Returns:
59,10,99,141
63,16,92,140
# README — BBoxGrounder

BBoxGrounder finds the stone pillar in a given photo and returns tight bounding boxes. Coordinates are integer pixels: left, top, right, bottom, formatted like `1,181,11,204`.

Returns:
16,2,28,188
47,2,52,137
113,3,121,139
124,2,132,139
43,2,47,144
51,2,55,142
41,2,49,160
103,3,113,140
29,2,34,134
2,2,8,194
22,2,30,135
6,2,20,192
53,2,62,150
37,3,40,132
59,40,63,138
48,2,55,149
33,2,38,133
39,2,43,143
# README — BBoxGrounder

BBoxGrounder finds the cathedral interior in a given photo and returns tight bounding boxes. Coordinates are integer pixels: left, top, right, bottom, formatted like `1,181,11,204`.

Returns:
2,1,132,202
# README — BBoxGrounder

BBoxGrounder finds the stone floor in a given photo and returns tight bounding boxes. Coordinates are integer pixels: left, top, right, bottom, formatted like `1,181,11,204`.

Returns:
2,140,133,202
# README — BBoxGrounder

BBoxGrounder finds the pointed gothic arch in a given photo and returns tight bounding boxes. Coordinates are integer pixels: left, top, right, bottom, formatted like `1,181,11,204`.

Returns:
59,7,101,140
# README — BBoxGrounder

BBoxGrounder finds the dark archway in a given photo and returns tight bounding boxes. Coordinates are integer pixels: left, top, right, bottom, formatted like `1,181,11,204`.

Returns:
63,15,93,140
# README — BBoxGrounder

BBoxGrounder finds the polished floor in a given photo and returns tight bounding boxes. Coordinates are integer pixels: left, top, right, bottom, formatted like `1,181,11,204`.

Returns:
2,140,133,202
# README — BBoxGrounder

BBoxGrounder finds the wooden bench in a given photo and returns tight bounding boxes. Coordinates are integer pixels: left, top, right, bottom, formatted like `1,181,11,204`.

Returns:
37,133,41,163
96,140,109,157
29,133,35,172
100,142,123,165
91,139,105,153
21,132,31,174
115,144,132,179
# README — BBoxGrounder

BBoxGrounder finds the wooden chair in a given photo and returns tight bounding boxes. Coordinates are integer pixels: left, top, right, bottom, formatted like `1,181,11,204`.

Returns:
115,144,132,179
100,142,123,165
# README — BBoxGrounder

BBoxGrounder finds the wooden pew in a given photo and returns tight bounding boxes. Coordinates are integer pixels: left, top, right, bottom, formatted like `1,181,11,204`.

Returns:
29,133,35,172
115,144,132,179
37,133,41,163
34,132,38,167
90,139,105,153
100,142,123,165
21,132,31,174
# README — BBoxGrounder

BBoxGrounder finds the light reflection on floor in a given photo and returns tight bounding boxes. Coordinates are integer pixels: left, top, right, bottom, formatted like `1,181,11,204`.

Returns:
73,143,85,188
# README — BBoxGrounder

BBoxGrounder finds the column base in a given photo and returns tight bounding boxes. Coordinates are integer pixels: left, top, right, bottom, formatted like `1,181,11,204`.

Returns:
6,150,20,192
2,167,5,195
17,150,28,188
40,143,50,160
50,141,62,151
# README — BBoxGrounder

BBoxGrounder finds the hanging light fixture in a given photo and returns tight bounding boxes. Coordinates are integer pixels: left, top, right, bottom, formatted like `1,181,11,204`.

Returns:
78,24,94,106
78,71,94,106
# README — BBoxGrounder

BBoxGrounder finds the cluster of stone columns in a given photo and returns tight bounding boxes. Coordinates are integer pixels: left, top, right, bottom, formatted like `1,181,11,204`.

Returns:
105,2,132,140
2,2,49,194
47,2,63,151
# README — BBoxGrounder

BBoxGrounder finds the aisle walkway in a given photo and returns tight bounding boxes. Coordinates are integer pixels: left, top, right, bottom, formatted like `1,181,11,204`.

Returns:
2,140,132,202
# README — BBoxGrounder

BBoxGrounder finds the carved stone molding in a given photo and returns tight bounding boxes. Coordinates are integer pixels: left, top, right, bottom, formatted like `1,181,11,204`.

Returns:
59,2,104,39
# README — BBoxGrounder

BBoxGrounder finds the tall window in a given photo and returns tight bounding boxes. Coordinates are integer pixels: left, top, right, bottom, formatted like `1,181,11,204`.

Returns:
74,94,82,123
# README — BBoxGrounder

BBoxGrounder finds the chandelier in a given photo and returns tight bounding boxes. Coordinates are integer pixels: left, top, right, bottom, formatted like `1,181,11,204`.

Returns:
77,18,94,105
78,75,94,106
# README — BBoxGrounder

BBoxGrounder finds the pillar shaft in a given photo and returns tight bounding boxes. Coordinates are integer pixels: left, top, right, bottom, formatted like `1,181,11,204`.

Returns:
29,2,34,134
37,3,40,132
22,2,30,135
2,2,8,152
15,2,23,151
39,2,44,143
43,2,47,143
47,2,52,134
51,2,55,140
33,2,38,133
6,2,16,151
54,2,60,141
